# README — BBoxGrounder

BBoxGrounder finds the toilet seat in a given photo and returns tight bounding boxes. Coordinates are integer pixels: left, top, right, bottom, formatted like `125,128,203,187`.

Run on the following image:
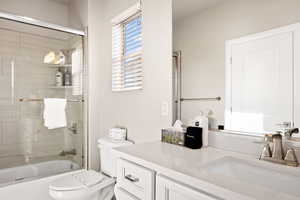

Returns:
49,170,115,200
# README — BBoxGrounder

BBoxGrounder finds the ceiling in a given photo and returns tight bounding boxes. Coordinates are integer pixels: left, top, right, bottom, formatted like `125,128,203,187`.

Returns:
173,0,225,21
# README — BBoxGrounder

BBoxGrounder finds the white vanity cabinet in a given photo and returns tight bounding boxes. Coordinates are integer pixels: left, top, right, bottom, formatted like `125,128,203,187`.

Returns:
156,175,218,200
115,158,219,200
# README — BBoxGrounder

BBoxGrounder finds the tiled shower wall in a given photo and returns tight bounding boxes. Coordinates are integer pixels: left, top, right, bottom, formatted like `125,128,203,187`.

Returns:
0,28,83,164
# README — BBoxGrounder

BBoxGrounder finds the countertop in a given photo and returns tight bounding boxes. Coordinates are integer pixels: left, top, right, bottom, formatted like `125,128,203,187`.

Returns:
113,141,300,200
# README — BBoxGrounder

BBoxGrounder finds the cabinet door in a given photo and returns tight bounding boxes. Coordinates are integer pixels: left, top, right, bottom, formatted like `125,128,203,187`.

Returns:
156,175,218,200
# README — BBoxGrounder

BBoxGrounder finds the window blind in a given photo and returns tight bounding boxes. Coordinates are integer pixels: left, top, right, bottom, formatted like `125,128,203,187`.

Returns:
112,9,142,91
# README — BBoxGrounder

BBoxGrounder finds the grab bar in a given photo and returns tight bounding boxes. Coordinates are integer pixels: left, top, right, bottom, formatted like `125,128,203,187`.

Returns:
19,98,84,102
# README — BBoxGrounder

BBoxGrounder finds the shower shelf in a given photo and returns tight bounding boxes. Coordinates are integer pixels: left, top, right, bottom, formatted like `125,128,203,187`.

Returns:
49,86,73,89
46,64,72,68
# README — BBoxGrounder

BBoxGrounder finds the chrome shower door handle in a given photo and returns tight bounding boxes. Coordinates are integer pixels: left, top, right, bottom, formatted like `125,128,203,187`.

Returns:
11,60,15,104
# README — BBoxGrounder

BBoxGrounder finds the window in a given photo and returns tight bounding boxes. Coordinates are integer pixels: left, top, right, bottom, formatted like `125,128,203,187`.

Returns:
112,3,142,91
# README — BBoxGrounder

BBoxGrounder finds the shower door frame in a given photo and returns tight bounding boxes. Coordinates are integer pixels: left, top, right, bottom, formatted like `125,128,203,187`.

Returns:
0,11,85,36
173,51,182,122
0,11,89,170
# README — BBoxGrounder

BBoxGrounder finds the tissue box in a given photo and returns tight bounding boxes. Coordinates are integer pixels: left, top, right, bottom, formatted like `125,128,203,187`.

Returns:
161,128,185,146
109,128,127,141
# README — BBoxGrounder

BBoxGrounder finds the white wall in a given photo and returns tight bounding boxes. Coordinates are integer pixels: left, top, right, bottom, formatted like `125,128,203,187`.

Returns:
69,0,88,29
0,0,69,27
88,0,173,169
173,0,300,125
0,0,172,170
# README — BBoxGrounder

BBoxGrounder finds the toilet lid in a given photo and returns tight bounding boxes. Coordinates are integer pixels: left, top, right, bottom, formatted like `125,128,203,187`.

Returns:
49,170,106,191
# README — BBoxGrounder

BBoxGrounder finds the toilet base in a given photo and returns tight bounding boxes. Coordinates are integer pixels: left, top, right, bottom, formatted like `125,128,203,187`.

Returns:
49,184,115,200
97,185,115,200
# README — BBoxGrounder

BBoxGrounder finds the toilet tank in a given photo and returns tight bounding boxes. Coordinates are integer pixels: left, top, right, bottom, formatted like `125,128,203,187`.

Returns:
97,137,132,177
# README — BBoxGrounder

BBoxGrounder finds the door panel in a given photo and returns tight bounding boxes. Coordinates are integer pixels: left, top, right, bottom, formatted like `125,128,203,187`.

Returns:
227,32,293,133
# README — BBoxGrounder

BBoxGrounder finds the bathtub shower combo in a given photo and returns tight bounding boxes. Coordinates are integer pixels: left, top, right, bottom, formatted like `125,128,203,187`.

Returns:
0,13,86,186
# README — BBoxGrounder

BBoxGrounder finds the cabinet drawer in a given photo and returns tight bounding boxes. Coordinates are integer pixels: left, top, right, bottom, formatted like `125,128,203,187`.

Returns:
116,158,155,200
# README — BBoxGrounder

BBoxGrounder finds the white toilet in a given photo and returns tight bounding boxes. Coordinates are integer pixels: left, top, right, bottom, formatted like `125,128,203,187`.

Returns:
49,137,132,200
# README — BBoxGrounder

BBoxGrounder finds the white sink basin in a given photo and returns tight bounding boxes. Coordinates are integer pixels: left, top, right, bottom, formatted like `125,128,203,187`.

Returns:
200,156,300,197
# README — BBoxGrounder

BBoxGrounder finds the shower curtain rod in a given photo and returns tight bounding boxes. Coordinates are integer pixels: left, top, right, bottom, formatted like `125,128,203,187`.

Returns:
0,11,85,36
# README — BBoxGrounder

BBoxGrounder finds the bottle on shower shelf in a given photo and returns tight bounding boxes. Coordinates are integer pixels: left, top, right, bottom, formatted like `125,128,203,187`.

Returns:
55,69,63,86
63,69,72,86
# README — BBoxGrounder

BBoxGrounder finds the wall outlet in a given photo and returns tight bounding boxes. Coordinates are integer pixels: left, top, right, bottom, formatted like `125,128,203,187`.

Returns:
161,101,169,116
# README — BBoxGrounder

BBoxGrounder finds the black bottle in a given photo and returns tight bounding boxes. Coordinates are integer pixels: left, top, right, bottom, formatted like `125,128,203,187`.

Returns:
184,127,203,149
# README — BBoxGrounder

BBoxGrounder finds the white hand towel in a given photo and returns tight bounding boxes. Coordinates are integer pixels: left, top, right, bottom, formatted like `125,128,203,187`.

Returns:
43,98,67,129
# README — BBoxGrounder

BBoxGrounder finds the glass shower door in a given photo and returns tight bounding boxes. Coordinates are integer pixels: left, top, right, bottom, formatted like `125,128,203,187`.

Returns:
0,18,85,186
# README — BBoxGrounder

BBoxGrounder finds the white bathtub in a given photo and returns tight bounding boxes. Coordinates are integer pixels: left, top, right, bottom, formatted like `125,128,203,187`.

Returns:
0,170,84,200
0,160,80,186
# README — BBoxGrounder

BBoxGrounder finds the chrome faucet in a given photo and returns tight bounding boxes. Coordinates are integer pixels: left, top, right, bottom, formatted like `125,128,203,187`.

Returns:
59,148,77,156
260,133,298,167
68,122,78,134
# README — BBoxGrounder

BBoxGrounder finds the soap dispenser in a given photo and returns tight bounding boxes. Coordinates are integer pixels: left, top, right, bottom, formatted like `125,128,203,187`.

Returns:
188,111,209,147
205,109,218,130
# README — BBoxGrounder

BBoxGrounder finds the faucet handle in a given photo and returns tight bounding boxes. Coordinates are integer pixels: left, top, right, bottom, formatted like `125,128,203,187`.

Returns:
260,143,272,160
68,122,78,134
257,134,273,160
284,148,299,167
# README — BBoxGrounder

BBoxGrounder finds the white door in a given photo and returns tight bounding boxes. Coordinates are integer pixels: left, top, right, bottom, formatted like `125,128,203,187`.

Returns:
156,175,218,200
226,32,293,133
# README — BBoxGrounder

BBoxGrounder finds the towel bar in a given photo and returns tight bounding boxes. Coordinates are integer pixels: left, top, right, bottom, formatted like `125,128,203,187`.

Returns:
19,98,84,103
180,97,221,101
